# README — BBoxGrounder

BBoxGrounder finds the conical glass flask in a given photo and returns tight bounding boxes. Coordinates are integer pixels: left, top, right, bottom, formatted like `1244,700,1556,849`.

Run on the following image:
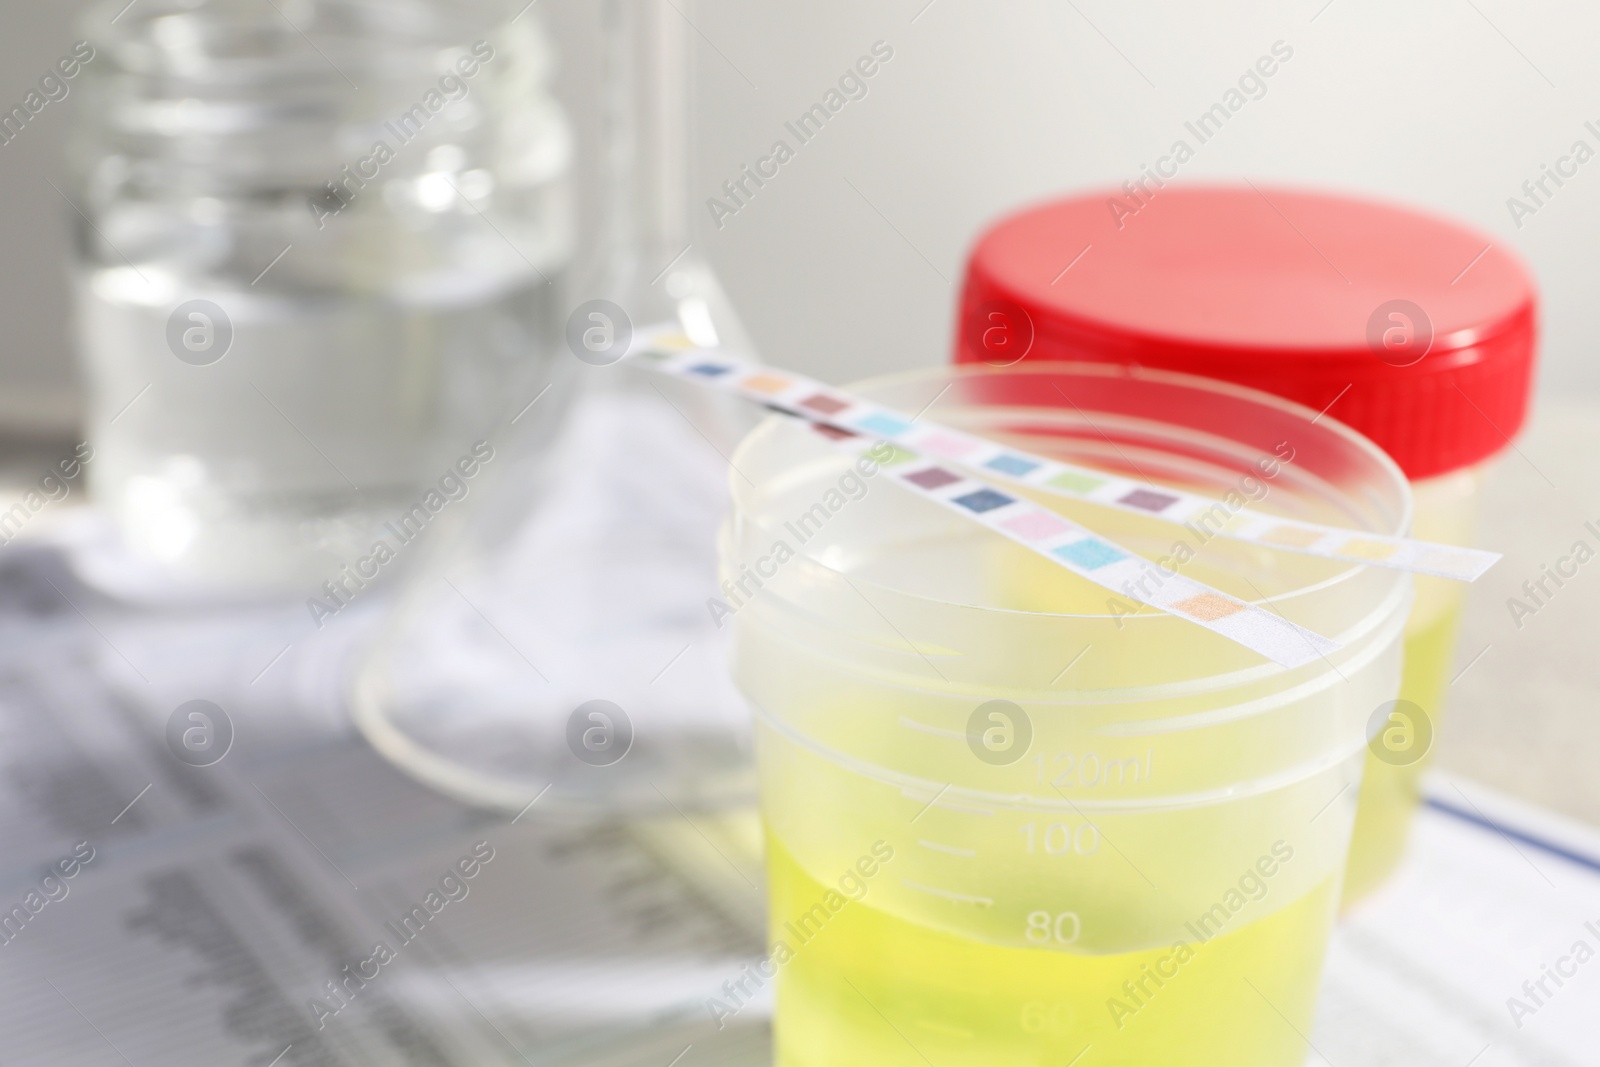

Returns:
349,0,761,814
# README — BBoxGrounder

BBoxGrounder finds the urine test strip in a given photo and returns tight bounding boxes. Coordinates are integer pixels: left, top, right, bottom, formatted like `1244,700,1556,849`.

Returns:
629,332,1499,583
792,417,1341,669
632,341,1340,668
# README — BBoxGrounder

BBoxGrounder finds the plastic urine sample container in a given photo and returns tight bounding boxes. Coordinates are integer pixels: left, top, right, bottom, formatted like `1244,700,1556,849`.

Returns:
722,363,1413,1066
953,188,1537,906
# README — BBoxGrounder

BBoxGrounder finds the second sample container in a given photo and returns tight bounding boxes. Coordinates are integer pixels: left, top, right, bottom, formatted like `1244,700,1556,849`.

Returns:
954,187,1538,905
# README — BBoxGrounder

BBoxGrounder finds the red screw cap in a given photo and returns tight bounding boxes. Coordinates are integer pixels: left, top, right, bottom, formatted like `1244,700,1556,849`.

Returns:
955,186,1538,480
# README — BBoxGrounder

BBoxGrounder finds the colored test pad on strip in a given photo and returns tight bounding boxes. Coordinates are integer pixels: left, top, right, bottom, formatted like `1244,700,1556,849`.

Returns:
632,332,1499,583
635,340,1339,668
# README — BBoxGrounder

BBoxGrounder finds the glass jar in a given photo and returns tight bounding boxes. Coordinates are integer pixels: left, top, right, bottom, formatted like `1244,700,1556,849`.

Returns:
70,0,573,599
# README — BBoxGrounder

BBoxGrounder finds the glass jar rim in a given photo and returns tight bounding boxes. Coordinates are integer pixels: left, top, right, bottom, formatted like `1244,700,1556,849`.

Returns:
80,0,513,83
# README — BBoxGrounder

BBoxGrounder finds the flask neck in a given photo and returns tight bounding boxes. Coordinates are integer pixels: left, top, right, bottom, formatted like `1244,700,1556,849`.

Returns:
601,0,692,289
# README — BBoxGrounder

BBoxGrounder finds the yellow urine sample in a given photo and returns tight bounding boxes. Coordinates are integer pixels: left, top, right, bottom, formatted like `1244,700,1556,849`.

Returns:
767,833,1335,1067
737,432,1406,1065
1341,467,1480,906
1341,588,1462,906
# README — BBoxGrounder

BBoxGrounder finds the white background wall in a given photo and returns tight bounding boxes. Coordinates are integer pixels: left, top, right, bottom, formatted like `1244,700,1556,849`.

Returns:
683,0,1600,391
4,0,1598,432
